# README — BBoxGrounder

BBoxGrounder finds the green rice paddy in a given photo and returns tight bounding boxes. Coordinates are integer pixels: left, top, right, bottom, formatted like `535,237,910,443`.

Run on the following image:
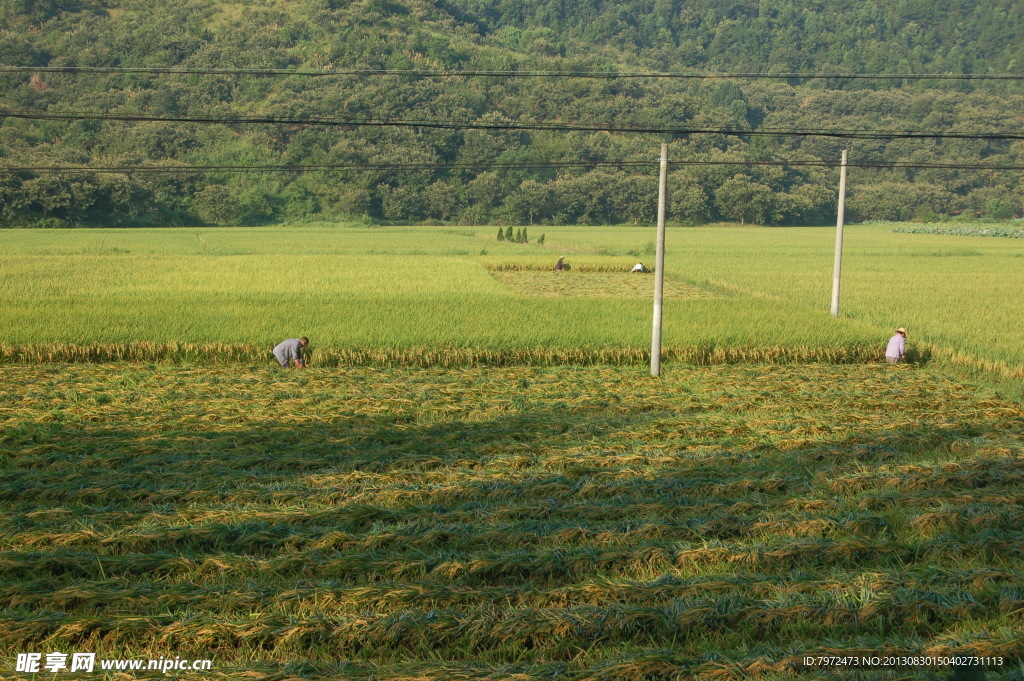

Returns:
1,222,1022,679
0,223,1021,378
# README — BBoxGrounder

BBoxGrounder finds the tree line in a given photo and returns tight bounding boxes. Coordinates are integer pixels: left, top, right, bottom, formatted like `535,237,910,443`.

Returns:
1,0,1022,227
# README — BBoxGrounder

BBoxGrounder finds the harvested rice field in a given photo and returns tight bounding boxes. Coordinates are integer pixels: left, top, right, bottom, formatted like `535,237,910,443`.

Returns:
2,363,1023,679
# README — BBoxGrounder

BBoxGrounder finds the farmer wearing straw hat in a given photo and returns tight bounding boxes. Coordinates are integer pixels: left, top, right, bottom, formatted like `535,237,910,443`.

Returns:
885,328,907,364
555,255,567,271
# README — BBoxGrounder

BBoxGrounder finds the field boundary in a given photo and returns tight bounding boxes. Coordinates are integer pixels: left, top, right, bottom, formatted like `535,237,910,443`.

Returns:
485,263,650,273
0,342,889,367
8,343,1018,382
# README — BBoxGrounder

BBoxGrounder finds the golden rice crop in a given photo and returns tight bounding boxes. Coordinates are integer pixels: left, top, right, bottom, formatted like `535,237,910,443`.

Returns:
0,342,886,367
1,363,1022,678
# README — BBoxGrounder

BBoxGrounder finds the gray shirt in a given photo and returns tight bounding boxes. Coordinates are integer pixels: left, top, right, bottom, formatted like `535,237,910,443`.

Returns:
273,338,304,366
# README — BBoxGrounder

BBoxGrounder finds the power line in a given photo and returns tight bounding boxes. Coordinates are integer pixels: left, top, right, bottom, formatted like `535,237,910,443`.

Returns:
3,109,1023,140
1,161,648,174
4,160,1023,174
4,65,1024,81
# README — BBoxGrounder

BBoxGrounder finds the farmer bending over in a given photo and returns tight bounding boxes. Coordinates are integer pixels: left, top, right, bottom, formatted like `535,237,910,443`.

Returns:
885,328,907,364
274,337,309,368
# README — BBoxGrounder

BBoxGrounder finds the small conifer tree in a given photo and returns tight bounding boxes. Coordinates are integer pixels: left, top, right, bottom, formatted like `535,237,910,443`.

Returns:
505,226,514,241
496,227,505,241
522,227,529,243
515,228,523,243
538,233,545,245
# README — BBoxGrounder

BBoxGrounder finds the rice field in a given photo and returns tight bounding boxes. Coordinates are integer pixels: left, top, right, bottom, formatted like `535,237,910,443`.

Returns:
1,222,1022,678
0,230,879,359
521,224,1024,376
1,362,1023,679
0,223,1021,379
488,270,711,299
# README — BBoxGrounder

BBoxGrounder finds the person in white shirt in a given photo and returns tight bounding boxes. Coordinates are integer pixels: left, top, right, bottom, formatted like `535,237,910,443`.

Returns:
885,328,907,364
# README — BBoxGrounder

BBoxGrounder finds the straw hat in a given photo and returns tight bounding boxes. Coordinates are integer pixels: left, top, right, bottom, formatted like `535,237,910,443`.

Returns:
896,327,907,334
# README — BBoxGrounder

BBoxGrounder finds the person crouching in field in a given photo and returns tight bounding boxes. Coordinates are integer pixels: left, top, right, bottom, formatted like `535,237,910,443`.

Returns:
885,328,907,364
555,255,568,271
274,337,309,368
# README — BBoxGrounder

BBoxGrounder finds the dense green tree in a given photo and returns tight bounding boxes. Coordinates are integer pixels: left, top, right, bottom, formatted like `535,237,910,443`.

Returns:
424,181,463,221
2,0,1023,226
503,179,554,225
715,175,777,226
193,184,236,225
847,182,959,222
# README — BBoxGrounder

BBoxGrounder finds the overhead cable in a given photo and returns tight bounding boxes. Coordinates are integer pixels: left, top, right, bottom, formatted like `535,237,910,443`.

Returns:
4,160,1023,174
3,109,1023,141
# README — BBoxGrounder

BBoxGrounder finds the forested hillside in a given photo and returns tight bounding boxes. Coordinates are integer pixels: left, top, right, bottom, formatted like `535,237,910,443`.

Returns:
1,0,1023,226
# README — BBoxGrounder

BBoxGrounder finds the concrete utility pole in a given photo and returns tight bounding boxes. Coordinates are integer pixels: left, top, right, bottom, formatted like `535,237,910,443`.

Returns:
830,149,849,318
651,142,668,376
